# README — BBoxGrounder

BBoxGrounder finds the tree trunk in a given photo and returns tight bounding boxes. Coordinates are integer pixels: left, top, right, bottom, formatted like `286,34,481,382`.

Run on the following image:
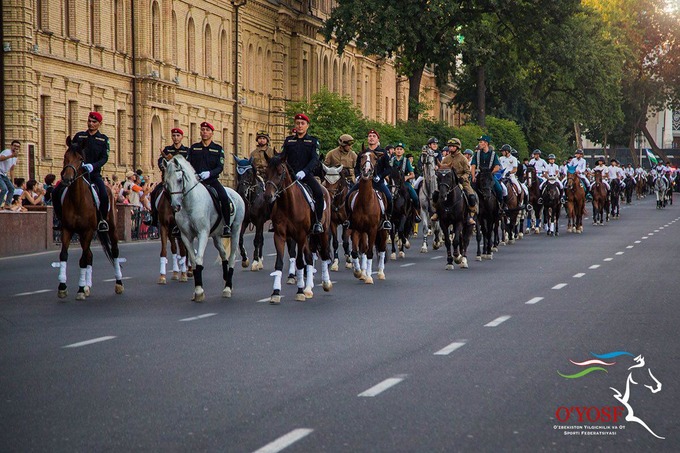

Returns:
476,65,486,128
407,67,424,121
573,122,583,149
628,132,639,167
603,132,608,160
641,123,668,162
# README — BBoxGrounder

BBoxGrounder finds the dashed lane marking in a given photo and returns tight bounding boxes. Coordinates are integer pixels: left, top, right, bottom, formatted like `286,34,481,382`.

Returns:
434,341,467,355
589,265,601,269
257,296,285,303
358,375,408,397
525,297,544,305
616,252,624,255
14,289,50,297
626,246,634,249
266,253,277,257
253,429,314,453
485,316,511,327
552,283,568,289
649,233,654,236
573,273,585,278
603,258,613,262
635,240,641,244
179,313,217,322
654,230,660,232
400,263,416,267
431,256,444,260
102,276,132,282
642,237,649,240
62,336,116,349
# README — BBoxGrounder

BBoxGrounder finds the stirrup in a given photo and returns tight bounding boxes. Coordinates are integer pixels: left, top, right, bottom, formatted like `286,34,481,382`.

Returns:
342,219,351,228
381,220,393,230
537,197,543,204
414,214,422,223
312,222,324,234
53,219,63,231
171,226,181,238
222,225,232,238
97,220,109,232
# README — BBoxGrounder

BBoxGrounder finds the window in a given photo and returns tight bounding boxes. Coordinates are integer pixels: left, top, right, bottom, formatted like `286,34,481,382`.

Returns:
302,53,309,100
204,24,212,77
171,11,178,65
113,0,121,51
64,0,75,37
257,47,263,92
342,62,347,96
332,60,338,93
220,30,228,81
40,96,52,160
187,18,196,72
37,0,49,30
247,44,254,89
89,0,100,45
322,55,329,88
117,110,126,164
151,1,161,60
68,100,78,137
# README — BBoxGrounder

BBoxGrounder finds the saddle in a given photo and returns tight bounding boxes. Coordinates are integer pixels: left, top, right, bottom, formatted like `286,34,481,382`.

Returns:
202,183,235,234
60,181,101,211
349,190,386,214
296,181,326,212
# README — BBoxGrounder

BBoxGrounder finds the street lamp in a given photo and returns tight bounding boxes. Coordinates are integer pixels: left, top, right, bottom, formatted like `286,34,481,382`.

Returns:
232,0,247,158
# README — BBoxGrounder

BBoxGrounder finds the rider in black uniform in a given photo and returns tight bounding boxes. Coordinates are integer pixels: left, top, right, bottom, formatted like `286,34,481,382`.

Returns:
187,122,231,238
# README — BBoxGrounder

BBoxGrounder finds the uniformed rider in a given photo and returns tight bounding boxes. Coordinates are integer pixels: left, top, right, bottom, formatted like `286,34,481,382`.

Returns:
499,144,528,202
187,121,232,238
324,134,357,183
568,149,592,200
608,159,625,191
250,130,273,179
391,142,422,224
470,135,505,205
539,154,566,203
280,113,325,234
433,137,477,225
592,158,610,192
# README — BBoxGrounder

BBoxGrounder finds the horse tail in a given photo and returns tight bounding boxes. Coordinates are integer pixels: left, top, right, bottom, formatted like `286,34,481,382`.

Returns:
97,229,115,266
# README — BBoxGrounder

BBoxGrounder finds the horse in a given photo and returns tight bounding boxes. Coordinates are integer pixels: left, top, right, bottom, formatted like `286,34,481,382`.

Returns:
654,176,668,209
609,178,622,219
623,175,635,204
435,170,473,269
162,155,245,302
590,170,609,225
635,175,646,199
152,187,189,284
541,176,562,236
500,176,525,244
55,136,124,300
234,156,269,272
388,165,415,260
321,164,352,271
524,165,542,234
264,155,333,304
565,168,585,233
416,149,442,253
665,176,674,205
474,170,501,260
347,152,387,283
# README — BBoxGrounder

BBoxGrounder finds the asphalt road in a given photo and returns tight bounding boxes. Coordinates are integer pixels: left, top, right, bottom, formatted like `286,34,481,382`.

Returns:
1,196,678,452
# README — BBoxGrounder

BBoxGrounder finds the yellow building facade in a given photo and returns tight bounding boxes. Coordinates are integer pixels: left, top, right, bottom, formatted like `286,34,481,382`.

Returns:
2,0,459,185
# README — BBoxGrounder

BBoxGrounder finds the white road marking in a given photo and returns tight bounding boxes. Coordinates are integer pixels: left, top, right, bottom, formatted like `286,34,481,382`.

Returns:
525,297,544,305
485,316,511,327
267,253,277,257
63,336,116,348
642,236,648,239
589,264,600,269
358,375,407,397
634,240,641,244
434,341,467,355
552,283,568,289
626,246,634,249
102,276,132,282
315,281,337,287
253,428,314,453
616,252,624,255
654,230,659,232
603,258,613,262
573,273,585,278
179,313,217,322
431,256,444,260
14,289,50,297
648,233,654,236
400,263,416,267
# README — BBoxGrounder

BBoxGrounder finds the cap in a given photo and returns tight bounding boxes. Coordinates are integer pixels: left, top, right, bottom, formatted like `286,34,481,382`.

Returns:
532,149,542,155
478,135,491,143
575,149,584,154
447,138,462,147
368,129,380,139
442,146,449,153
338,134,355,145
463,149,473,155
256,130,269,139
395,142,405,149
89,111,103,123
125,171,135,178
384,144,394,151
610,158,618,164
294,113,310,123
500,144,512,152
427,137,439,145
200,121,215,131
171,128,184,135
548,153,556,159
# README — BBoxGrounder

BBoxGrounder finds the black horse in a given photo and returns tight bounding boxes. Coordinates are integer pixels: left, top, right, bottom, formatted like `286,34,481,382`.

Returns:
609,179,622,219
541,179,562,236
435,170,473,269
235,157,269,271
474,170,501,260
623,175,635,204
388,165,415,260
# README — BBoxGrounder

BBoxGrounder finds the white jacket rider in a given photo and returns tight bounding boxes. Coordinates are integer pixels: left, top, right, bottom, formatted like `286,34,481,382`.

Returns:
568,149,591,190
539,154,565,202
607,159,625,189
528,149,548,181
499,145,528,198
592,159,610,191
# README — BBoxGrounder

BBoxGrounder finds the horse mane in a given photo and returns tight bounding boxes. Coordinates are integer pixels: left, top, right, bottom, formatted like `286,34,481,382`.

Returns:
170,154,195,175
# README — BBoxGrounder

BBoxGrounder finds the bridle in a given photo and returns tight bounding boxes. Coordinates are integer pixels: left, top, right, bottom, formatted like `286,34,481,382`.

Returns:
265,163,296,201
437,171,458,200
166,160,200,198
60,148,87,187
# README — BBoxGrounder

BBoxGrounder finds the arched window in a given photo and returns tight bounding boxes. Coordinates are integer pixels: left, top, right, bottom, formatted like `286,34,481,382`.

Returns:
342,62,348,96
351,65,356,102
266,49,272,93
204,24,212,77
322,55,329,89
171,11,177,64
332,60,339,93
247,43,254,89
257,47,264,92
151,115,162,168
187,17,195,72
151,1,161,60
89,0,100,45
220,30,228,81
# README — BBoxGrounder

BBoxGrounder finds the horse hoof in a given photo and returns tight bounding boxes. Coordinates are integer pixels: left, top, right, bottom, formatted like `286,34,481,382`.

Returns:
433,242,441,250
453,255,462,264
222,287,232,298
242,259,249,268
270,295,281,304
420,246,428,253
187,271,194,278
488,253,494,260
193,291,205,303
534,228,540,234
404,240,411,249
460,258,469,269
359,271,367,281
84,286,91,297
353,270,363,279
172,272,180,281
286,276,296,285
180,274,188,282
509,240,515,244
330,259,339,272
390,253,397,260
322,281,332,292
524,229,530,234
398,251,405,259
258,261,264,270
445,264,454,270
364,276,374,284
304,288,314,299
115,284,124,295
76,292,86,301
58,289,68,299
158,276,167,285
476,256,482,261
500,241,506,246
251,261,259,272
518,233,523,239
345,262,353,269
295,293,306,301
491,247,498,252
377,271,385,280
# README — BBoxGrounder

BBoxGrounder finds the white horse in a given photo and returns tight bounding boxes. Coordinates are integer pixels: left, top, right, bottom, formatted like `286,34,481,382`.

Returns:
163,156,245,302
416,149,442,253
654,176,668,209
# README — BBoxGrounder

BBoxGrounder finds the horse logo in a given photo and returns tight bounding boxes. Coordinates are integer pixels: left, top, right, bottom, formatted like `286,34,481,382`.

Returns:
558,351,664,439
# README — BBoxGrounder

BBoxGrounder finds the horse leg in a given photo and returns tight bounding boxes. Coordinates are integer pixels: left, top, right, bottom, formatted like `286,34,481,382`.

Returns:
270,233,286,304
342,225,352,268
255,222,264,270
239,221,249,268
287,238,296,284
178,239,189,281
364,232,375,284
376,230,386,280
390,228,397,260
189,232,209,302
444,222,455,270
330,225,340,271
76,231,94,300
351,229,362,279
420,215,429,253
295,241,307,301
158,225,169,284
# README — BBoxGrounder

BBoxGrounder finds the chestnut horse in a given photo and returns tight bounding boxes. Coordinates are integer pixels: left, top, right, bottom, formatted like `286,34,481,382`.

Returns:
565,168,585,233
56,137,123,300
152,188,189,284
591,170,609,225
321,164,352,271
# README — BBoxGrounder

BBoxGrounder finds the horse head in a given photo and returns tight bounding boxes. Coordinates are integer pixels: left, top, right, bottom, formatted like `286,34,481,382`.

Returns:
436,170,457,199
322,164,343,186
358,151,376,180
163,155,196,213
264,155,291,204
61,136,86,186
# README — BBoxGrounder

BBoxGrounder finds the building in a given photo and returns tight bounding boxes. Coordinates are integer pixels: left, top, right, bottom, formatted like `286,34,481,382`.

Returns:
1,0,460,186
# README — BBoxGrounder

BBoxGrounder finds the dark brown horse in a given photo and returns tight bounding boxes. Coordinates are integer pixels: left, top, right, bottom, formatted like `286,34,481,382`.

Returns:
56,137,123,299
235,157,269,272
347,152,387,283
566,170,585,233
501,177,525,244
152,188,189,284
524,165,542,234
435,169,473,269
264,155,333,304
591,170,609,225
321,164,352,272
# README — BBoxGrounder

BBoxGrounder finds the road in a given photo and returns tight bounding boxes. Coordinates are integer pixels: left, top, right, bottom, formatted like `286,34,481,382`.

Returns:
1,197,678,452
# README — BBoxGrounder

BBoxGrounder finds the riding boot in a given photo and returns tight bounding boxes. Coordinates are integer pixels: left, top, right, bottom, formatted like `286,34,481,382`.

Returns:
413,202,422,223
221,205,232,238
312,205,324,234
382,199,393,230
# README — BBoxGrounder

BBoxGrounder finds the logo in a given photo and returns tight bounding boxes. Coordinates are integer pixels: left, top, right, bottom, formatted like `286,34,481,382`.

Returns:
557,351,664,439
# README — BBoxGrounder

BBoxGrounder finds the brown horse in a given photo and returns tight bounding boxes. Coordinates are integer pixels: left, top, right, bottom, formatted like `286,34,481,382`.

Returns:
524,165,542,234
591,170,609,225
152,188,189,284
321,164,352,271
636,175,646,199
566,171,585,233
56,137,123,299
501,178,524,244
264,155,333,304
347,151,387,283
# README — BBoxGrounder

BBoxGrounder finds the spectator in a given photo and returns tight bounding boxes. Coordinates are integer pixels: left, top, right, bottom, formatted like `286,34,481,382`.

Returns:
13,177,26,202
43,174,56,205
22,179,45,206
123,171,143,207
0,140,19,209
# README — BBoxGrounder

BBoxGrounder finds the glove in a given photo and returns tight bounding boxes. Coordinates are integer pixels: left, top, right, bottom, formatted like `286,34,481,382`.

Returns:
199,171,210,180
296,171,306,180
373,176,380,183
82,163,94,173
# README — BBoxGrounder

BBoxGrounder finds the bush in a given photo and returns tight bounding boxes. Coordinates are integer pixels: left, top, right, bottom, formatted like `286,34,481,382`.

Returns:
486,116,530,158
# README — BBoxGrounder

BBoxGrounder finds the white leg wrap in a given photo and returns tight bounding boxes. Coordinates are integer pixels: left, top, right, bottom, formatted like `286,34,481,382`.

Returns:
501,183,508,197
113,257,123,280
361,254,368,273
171,254,179,272
366,258,373,276
288,257,296,275
86,265,93,287
58,261,67,284
321,260,330,282
270,270,282,291
378,252,386,271
521,183,529,197
179,256,187,272
305,264,314,289
160,257,168,275
352,257,360,272
296,268,305,289
79,268,87,287
550,223,555,233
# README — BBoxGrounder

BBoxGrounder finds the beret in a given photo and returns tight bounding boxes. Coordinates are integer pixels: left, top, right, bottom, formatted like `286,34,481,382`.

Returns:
89,111,102,122
367,129,380,139
171,128,184,135
294,113,310,123
200,121,214,131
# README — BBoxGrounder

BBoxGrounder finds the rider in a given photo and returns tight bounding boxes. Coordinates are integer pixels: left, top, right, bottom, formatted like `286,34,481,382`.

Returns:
187,121,231,238
345,129,393,230
592,158,610,192
539,154,566,203
53,111,110,232
499,144,528,203
391,142,422,224
528,149,548,177
568,149,592,201
433,137,477,225
145,127,189,229
324,133,357,183
607,159,625,191
470,135,505,207
249,130,274,180
280,113,325,234
418,137,442,172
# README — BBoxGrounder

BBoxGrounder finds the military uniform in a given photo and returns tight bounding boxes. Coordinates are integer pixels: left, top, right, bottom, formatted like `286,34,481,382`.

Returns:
471,149,504,201
249,144,273,178
145,144,190,228
439,150,477,216
324,146,358,182
158,144,189,172
346,146,393,229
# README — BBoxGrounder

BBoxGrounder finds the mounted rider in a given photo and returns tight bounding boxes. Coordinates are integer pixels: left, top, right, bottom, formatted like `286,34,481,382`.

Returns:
592,158,610,192
53,111,110,232
390,142,422,224
471,135,505,207
499,144,529,202
568,149,593,200
187,121,232,238
279,113,325,234
324,133,357,183
433,137,477,225
249,130,274,180
538,153,566,203
655,162,670,186
345,129,393,230
418,137,442,173
528,149,548,178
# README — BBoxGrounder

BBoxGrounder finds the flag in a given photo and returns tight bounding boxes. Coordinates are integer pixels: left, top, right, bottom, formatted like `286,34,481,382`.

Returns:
645,149,658,164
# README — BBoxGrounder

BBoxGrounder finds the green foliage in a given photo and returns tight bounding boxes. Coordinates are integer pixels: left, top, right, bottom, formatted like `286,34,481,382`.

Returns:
486,117,529,158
